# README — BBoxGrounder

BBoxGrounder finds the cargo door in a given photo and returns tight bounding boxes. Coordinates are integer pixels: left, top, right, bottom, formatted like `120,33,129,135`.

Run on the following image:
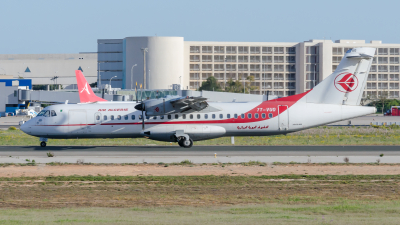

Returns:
68,110,87,134
278,105,289,130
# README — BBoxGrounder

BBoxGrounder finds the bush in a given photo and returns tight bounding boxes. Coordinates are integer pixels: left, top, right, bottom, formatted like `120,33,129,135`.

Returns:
343,157,350,163
8,126,17,131
164,164,169,167
380,154,384,157
47,152,54,157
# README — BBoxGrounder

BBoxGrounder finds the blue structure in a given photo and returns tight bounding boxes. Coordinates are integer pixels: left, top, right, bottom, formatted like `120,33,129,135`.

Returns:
0,79,32,89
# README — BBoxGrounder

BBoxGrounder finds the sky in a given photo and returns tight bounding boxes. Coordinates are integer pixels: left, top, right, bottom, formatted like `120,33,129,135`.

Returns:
1,0,400,54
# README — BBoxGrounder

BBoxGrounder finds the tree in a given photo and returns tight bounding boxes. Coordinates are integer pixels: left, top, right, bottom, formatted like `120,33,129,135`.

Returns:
90,82,97,88
225,78,244,93
198,76,222,92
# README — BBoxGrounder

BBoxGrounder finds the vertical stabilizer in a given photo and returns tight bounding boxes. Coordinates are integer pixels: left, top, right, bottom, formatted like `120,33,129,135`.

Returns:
306,48,375,105
75,70,107,103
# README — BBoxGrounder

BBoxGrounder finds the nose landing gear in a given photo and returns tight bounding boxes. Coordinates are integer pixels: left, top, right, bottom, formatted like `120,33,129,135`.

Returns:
39,137,48,147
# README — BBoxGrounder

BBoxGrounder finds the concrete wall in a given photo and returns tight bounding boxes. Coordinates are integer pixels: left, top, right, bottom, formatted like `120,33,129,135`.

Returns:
0,53,97,87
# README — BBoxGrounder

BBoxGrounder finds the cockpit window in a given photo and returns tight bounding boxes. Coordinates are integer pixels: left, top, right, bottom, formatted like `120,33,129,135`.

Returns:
51,110,57,117
37,110,47,117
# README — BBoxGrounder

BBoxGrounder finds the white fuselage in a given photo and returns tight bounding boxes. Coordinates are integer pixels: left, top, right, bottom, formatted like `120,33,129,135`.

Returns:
20,96,376,142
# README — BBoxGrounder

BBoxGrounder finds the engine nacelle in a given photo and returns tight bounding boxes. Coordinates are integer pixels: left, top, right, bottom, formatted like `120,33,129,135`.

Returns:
134,96,208,116
140,125,226,142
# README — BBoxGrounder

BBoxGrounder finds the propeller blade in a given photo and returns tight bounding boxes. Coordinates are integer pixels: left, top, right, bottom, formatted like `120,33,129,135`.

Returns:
142,103,145,130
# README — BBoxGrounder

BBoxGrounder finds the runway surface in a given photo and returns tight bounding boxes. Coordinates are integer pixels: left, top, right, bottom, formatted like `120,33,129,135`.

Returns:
0,146,399,164
1,145,400,156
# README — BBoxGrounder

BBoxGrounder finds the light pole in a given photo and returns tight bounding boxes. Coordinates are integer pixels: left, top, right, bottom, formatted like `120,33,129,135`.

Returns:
109,76,117,92
224,57,227,89
141,48,148,89
131,64,137,89
179,76,182,90
148,69,151,89
98,62,101,90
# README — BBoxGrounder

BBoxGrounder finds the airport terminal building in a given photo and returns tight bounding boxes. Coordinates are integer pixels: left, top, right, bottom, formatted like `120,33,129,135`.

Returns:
99,37,400,99
1,37,400,100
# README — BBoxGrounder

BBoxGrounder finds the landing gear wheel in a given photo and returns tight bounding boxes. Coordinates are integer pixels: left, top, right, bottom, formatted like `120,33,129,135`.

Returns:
182,138,193,148
178,140,184,147
40,141,46,147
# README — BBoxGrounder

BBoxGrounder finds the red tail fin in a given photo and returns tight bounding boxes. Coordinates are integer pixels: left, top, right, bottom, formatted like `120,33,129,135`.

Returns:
75,70,107,103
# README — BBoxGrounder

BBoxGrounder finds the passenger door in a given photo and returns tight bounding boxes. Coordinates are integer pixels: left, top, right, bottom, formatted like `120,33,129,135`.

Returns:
278,105,289,130
68,110,87,134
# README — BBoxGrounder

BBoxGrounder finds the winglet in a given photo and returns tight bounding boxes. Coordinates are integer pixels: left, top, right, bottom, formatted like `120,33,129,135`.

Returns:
75,70,107,103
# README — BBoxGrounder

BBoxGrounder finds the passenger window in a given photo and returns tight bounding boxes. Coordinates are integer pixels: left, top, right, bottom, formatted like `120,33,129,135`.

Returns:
111,115,115,120
117,115,122,120
131,115,135,120
168,115,171,119
96,115,100,120
212,114,216,119
175,114,179,119
227,114,231,119
268,113,273,118
219,114,223,119
104,115,107,120
234,114,238,119
51,110,57,117
160,115,164,119
153,116,157,120
182,114,186,119
139,115,143,120
124,115,128,120
44,110,50,117
241,114,245,119
255,113,259,119
262,113,266,119
205,114,208,119
248,113,252,119
190,114,193,119
197,114,200,119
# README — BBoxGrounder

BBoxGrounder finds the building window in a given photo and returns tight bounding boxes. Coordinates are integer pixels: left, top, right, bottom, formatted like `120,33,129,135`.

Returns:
226,55,236,62
370,65,377,72
378,66,388,72
306,81,315,89
250,65,260,71
306,46,318,54
286,73,295,80
274,47,284,54
274,82,284,89
190,64,200,71
306,55,318,63
390,57,399,64
378,48,388,55
306,64,319,72
226,64,236,71
367,83,376,89
262,56,272,63
214,64,224,71
390,66,399,72
286,47,295,54
390,83,399,89
262,65,272,71
202,64,212,71
226,46,236,54
286,65,295,72
286,82,295,89
378,74,388,81
378,57,388,64
190,73,200,80
190,46,200,53
372,57,377,64
262,47,272,54
332,47,343,55
238,46,248,54
274,65,284,72
306,73,317,80
390,74,399,81
214,46,224,53
190,55,200,62
202,55,212,62
390,48,400,55
250,47,260,54
286,56,295,63
202,73,211,80
190,82,200,89
238,56,248,62
274,56,284,63
332,56,342,63
262,73,272,80
238,64,248,71
368,74,377,81
262,82,272,89
274,73,284,80
214,73,223,80
202,46,212,53
214,55,224,62
378,83,388,89
250,56,260,63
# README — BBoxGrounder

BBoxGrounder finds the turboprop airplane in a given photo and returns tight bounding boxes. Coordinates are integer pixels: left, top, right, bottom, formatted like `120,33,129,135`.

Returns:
20,48,377,148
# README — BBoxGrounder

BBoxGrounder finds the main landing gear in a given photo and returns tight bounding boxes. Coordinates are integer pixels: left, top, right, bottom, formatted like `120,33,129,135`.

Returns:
175,130,193,148
40,137,48,147
178,137,193,148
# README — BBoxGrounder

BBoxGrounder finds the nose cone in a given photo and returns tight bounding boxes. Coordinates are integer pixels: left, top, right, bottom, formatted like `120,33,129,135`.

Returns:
20,121,30,134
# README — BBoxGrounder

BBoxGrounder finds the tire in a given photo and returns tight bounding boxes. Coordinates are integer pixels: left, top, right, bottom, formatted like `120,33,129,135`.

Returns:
40,141,46,147
178,140,184,147
182,138,193,148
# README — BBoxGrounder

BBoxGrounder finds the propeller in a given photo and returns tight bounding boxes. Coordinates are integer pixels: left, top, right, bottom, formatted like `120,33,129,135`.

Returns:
134,87,146,130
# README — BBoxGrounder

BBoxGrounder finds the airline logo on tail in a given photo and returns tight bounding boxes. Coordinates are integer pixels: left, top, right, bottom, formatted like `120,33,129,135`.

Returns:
75,70,107,103
334,73,358,93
